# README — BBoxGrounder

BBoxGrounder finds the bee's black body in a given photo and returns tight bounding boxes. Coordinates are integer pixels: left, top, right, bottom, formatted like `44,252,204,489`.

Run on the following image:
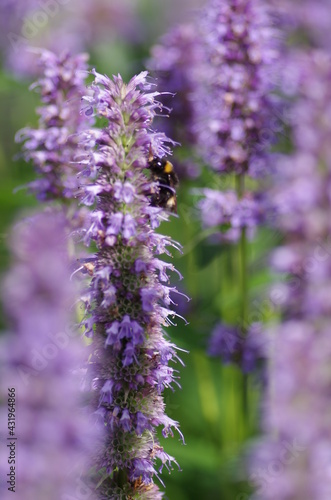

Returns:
147,157,179,213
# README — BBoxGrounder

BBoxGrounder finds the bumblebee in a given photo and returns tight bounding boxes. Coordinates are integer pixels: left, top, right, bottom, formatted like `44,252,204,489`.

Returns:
147,156,179,213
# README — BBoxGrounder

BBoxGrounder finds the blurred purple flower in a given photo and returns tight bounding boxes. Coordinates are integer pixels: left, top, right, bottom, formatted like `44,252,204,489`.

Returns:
1,0,140,77
0,0,38,51
250,322,331,499
0,211,102,500
268,51,331,318
78,70,184,497
16,49,90,205
148,23,203,147
208,322,266,373
208,323,241,363
192,0,279,176
185,0,280,249
271,0,331,50
196,188,263,241
148,23,205,179
241,322,266,373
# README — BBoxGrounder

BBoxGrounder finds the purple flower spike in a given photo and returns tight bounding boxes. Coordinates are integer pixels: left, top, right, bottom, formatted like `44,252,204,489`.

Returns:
193,0,278,175
79,71,184,497
16,50,90,206
163,0,279,375
186,0,280,244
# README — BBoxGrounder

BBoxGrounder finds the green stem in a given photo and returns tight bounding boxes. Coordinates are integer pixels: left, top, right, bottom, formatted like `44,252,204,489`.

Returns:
239,226,248,332
235,174,249,423
114,468,128,489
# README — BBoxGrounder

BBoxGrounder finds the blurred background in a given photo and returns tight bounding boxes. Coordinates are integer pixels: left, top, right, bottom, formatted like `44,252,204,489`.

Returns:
0,1,274,498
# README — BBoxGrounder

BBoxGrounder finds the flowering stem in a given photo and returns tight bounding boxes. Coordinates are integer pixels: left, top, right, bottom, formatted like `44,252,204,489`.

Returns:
235,174,248,331
79,71,183,498
239,229,248,334
236,173,249,420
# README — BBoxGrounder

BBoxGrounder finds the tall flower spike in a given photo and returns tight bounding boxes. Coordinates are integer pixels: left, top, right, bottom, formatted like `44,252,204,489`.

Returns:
16,49,90,204
191,0,279,241
79,70,184,498
184,0,279,375
190,0,279,250
0,211,102,500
